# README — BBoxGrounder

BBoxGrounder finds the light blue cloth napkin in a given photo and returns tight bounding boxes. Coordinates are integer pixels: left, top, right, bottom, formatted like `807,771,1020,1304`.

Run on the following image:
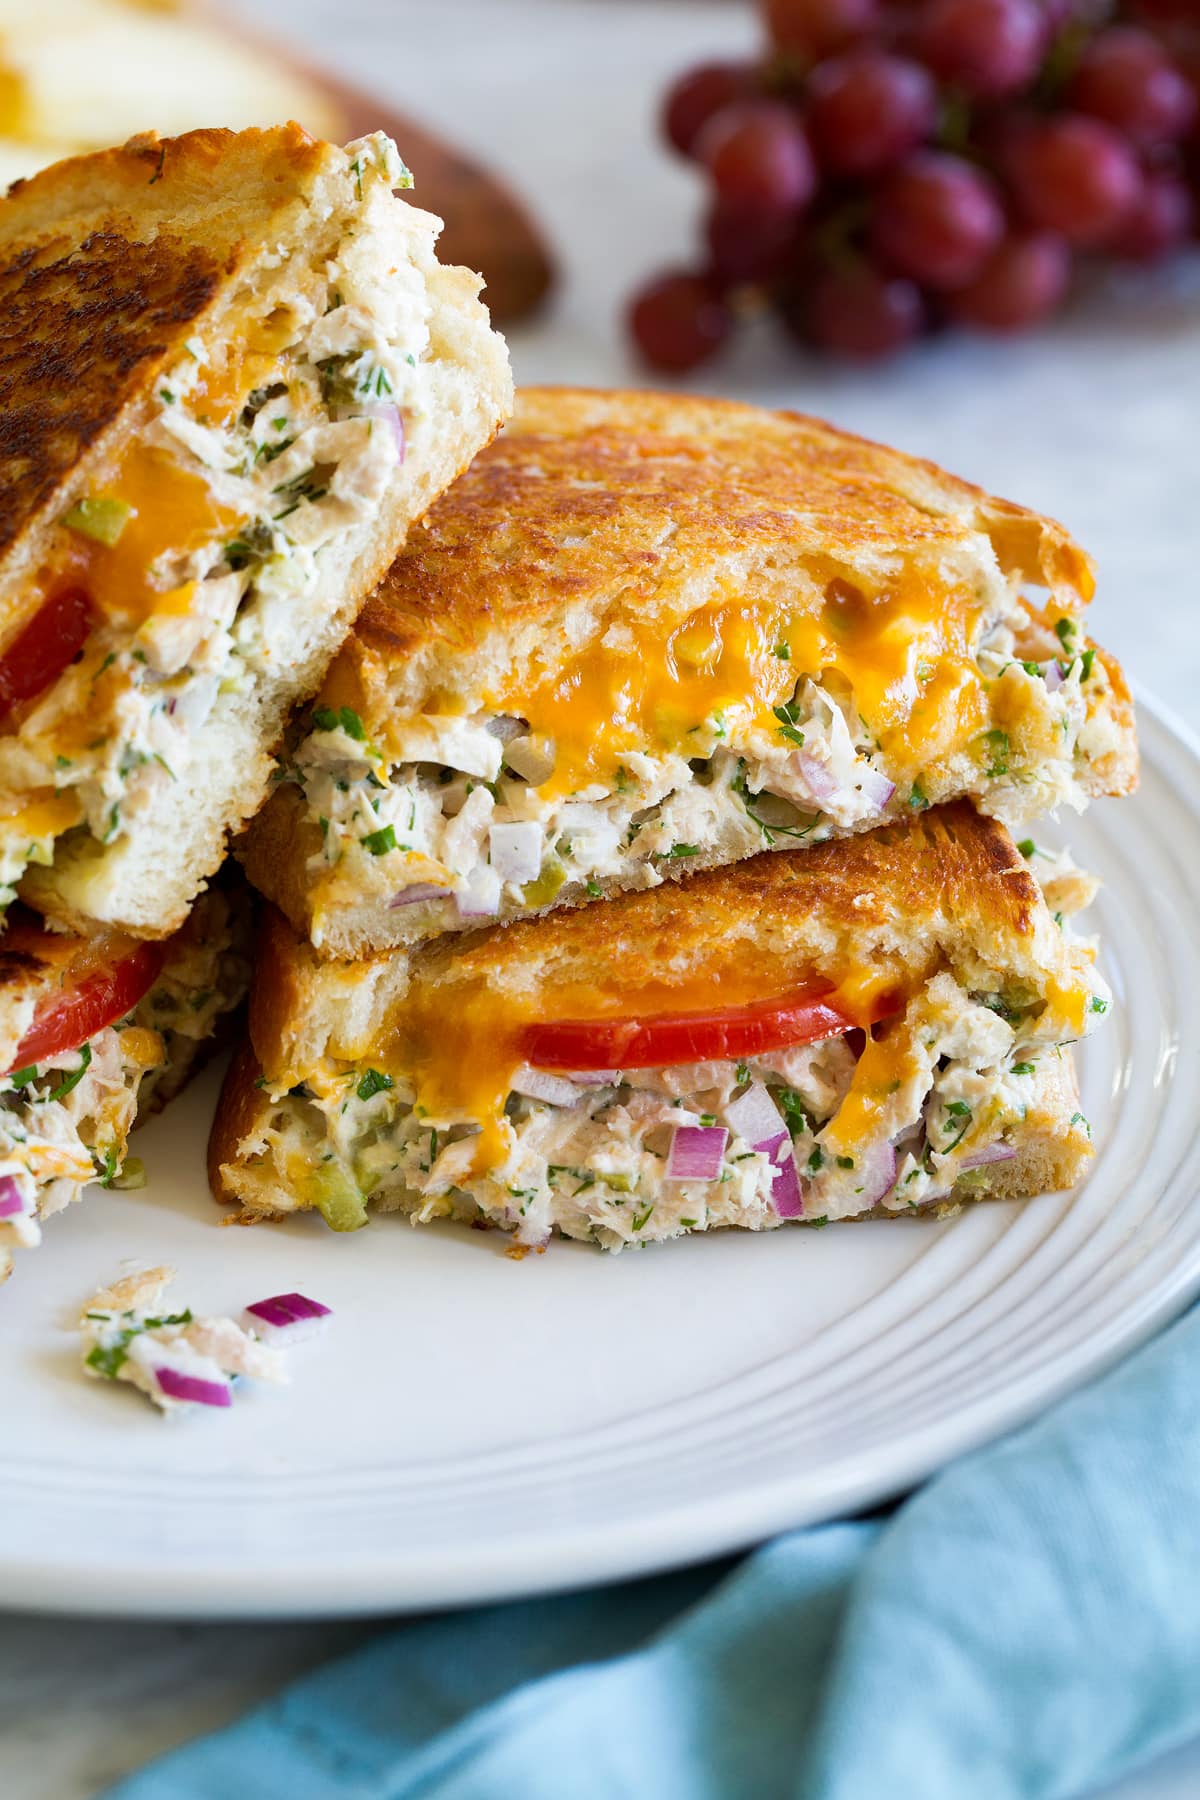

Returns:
106,1304,1200,1800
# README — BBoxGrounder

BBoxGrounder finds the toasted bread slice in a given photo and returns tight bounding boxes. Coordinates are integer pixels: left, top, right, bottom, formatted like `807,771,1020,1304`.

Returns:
240,386,1136,960
0,124,511,940
212,804,1104,1252
0,881,250,1284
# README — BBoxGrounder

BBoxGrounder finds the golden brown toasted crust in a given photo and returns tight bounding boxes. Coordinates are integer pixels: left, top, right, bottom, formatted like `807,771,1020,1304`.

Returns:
207,1039,264,1200
329,385,1095,716
0,126,340,589
242,804,1095,1090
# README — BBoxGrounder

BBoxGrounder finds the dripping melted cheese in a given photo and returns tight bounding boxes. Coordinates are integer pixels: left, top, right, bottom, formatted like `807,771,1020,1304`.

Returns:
470,572,994,799
313,955,907,1178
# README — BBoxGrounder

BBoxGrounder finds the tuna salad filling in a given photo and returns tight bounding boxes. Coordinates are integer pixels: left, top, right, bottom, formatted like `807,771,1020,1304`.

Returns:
0,134,427,906
81,1266,284,1414
287,600,1124,944
0,890,248,1281
248,969,1104,1251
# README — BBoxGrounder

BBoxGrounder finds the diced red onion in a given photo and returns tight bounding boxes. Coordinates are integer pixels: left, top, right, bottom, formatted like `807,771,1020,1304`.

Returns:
855,1139,899,1208
349,401,405,461
0,1176,28,1219
766,1142,804,1219
387,883,446,909
854,766,896,811
242,1291,332,1345
961,1141,1018,1170
1044,661,1066,693
666,1124,728,1182
566,1070,621,1086
489,821,542,885
153,1366,232,1408
456,864,501,919
510,1067,582,1108
725,1081,785,1148
793,752,841,804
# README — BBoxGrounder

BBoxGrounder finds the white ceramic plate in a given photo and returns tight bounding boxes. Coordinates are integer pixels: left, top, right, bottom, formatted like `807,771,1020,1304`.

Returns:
2,692,1197,1621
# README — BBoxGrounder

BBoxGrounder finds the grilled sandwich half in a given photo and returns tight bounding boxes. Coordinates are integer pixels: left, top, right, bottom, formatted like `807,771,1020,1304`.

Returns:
241,386,1136,959
0,123,512,940
211,803,1107,1253
0,884,249,1283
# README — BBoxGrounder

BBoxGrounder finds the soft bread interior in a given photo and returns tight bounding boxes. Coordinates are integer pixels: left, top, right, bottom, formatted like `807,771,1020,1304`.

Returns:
9,144,510,938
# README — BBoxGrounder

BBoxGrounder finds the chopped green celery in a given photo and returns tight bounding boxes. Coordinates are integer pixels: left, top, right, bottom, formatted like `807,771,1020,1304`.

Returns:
522,858,567,909
111,1157,146,1191
62,497,133,546
305,1162,368,1231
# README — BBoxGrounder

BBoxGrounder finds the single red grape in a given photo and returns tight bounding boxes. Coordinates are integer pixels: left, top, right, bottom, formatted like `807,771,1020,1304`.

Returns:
1005,115,1143,247
1068,28,1197,149
871,151,1005,289
1108,169,1194,259
763,0,879,62
628,272,733,373
948,231,1071,330
794,263,926,357
912,0,1046,100
705,200,799,285
662,63,760,159
807,51,937,177
699,102,817,215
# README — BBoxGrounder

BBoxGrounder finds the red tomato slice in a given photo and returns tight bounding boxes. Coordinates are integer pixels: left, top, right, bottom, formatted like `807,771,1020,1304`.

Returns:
0,587,93,721
521,988,894,1072
6,939,168,1074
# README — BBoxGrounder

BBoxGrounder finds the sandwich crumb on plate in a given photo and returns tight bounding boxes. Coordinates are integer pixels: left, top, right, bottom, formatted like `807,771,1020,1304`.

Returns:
80,1265,286,1414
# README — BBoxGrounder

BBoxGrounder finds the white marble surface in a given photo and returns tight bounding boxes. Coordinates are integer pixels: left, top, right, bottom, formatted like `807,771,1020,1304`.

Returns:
1,2,1198,1794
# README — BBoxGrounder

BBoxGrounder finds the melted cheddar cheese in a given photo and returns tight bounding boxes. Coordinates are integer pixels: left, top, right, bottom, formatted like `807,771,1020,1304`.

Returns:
478,574,993,798
65,446,244,629
357,953,907,1177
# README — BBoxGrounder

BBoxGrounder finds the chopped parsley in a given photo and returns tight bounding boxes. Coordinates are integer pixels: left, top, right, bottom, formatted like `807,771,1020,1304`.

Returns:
1017,838,1037,858
631,1204,655,1232
735,1061,751,1087
660,843,699,860
1054,617,1078,655
982,728,1010,778
773,700,805,748
361,824,396,856
8,1065,38,1089
356,1069,394,1102
1070,1111,1092,1139
778,1088,812,1137
835,1154,855,1169
1090,996,1108,1014
585,879,603,899
313,704,366,740
942,1099,972,1152
908,779,929,811
807,1146,824,1173
1011,1062,1035,1076
1079,647,1095,681
773,642,790,661
43,1043,92,1104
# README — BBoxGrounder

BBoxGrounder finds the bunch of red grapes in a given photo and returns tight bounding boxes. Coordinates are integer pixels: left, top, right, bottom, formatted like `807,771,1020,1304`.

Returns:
629,0,1200,366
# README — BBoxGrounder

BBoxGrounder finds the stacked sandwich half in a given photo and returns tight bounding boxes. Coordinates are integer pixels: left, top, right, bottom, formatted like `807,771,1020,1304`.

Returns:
210,388,1137,1253
0,121,513,1280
